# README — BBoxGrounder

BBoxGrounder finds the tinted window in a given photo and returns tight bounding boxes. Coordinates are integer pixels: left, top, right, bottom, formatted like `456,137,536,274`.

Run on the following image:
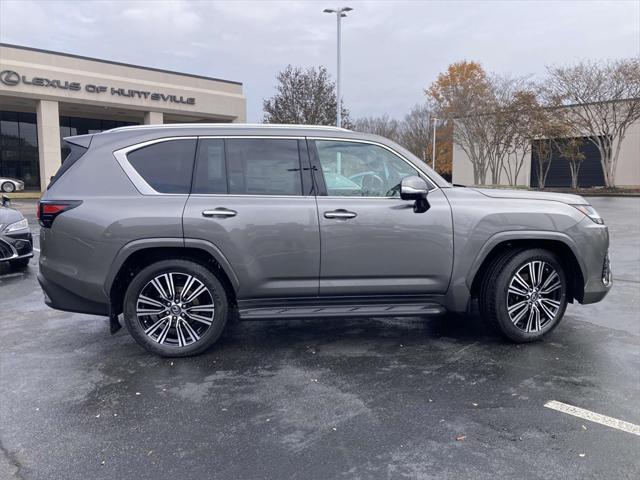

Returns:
48,143,87,189
315,140,419,197
226,139,302,195
128,139,197,194
192,138,227,194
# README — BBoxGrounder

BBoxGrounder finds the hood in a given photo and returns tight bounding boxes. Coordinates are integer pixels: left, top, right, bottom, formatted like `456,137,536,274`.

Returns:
0,206,24,230
469,187,588,205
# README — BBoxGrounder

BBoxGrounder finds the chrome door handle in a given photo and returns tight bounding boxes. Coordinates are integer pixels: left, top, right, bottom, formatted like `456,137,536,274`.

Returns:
202,208,237,218
324,209,357,219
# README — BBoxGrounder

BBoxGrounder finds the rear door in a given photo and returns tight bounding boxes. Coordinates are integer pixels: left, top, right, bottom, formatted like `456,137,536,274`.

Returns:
310,138,453,296
182,137,320,300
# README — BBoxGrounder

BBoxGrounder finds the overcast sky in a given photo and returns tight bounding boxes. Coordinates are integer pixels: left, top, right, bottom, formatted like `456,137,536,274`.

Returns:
1,0,638,122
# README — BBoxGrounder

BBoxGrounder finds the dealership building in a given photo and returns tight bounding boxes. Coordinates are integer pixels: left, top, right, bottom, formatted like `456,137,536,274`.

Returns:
452,109,640,188
0,43,246,191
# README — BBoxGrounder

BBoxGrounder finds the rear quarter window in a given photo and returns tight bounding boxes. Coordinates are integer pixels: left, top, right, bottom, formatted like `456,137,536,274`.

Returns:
48,142,87,189
127,139,197,194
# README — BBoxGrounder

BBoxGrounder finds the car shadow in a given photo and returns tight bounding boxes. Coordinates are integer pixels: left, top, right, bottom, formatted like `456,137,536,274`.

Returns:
214,311,505,353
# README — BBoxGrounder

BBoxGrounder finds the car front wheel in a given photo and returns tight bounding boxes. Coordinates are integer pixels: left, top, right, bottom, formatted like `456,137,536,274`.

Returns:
480,248,568,342
1,182,15,193
123,259,228,357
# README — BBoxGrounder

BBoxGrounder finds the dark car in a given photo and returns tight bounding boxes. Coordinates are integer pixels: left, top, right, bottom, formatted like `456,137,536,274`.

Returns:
1,195,33,269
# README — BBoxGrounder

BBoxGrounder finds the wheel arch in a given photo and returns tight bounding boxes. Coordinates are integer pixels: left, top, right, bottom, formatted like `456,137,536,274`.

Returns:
106,238,239,317
468,232,586,304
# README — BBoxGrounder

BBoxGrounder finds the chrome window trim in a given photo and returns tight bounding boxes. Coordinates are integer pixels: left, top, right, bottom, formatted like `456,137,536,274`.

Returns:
189,194,315,199
114,135,438,197
307,136,440,194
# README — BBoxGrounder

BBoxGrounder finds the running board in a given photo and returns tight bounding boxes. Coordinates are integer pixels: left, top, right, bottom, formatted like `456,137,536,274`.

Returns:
238,303,446,320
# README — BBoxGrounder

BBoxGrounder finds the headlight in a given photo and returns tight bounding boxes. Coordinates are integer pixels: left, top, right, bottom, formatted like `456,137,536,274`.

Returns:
4,218,29,233
572,204,604,225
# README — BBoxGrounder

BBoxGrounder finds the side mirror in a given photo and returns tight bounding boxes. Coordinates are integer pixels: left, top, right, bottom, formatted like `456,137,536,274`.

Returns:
400,176,428,201
1,195,10,208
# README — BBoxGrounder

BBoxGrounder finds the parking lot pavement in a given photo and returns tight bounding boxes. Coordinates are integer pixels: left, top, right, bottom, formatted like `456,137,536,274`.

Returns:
1,197,638,480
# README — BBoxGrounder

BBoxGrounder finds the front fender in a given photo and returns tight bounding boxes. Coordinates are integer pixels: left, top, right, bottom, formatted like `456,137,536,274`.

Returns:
466,230,587,290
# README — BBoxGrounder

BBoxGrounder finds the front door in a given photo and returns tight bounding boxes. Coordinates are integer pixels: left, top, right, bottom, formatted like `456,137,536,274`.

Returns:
183,137,320,299
310,139,453,297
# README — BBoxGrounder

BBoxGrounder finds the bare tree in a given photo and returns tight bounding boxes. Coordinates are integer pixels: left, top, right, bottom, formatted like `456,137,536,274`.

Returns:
499,90,538,186
557,137,586,190
398,103,433,163
263,65,352,127
427,61,495,184
354,114,401,142
532,138,555,189
428,62,535,185
531,110,568,189
545,59,640,187
486,75,532,185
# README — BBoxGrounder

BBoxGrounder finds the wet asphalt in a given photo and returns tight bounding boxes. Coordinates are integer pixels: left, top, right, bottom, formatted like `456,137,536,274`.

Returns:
0,197,638,480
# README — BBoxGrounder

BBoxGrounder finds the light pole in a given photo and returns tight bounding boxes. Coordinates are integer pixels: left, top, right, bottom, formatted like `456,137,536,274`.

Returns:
323,6,353,128
431,117,438,171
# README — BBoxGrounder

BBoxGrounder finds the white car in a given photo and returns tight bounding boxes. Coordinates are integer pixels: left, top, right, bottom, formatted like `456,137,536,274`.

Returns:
0,177,25,193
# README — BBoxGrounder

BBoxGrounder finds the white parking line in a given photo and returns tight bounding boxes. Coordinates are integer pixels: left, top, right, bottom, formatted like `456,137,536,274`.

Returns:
32,247,40,252
545,400,640,436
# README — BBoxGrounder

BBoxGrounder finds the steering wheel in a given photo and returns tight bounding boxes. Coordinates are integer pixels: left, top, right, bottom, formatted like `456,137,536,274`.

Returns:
359,173,385,196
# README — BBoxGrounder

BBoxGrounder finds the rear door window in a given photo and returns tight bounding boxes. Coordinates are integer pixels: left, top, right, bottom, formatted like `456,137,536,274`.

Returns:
192,138,227,194
127,139,197,194
223,139,303,196
226,138,302,196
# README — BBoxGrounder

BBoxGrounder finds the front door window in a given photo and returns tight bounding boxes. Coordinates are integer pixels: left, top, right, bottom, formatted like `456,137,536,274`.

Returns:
315,140,420,197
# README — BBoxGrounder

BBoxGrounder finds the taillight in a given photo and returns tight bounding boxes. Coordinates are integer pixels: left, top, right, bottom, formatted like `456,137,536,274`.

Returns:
37,200,82,228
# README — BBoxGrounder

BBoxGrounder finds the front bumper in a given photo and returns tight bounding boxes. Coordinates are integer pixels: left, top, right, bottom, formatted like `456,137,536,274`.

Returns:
0,231,33,262
573,218,612,305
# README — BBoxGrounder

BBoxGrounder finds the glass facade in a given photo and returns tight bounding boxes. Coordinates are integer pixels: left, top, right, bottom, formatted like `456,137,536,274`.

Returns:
0,111,138,190
0,111,39,189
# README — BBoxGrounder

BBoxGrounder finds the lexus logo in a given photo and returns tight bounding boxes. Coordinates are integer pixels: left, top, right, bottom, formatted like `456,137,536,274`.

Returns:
0,70,20,86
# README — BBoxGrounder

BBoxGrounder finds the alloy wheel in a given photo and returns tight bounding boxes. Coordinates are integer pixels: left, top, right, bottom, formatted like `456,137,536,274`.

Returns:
506,260,563,333
136,272,215,347
2,182,15,193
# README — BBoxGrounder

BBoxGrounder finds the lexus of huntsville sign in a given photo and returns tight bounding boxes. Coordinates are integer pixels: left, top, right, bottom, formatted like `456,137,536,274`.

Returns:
0,69,196,105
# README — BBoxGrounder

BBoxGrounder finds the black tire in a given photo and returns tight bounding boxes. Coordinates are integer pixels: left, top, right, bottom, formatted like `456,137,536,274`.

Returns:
123,259,228,357
1,182,15,193
9,257,30,270
479,248,568,343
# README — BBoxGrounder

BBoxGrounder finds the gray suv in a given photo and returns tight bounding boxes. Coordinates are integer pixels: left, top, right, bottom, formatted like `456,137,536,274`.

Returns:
38,124,611,357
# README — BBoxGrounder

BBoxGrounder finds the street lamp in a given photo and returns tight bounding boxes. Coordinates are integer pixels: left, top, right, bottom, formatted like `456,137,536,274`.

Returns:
431,117,438,170
323,6,353,128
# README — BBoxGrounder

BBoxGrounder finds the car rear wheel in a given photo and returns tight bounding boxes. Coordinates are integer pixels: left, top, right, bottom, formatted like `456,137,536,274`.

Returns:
123,259,228,357
1,181,15,193
480,248,568,342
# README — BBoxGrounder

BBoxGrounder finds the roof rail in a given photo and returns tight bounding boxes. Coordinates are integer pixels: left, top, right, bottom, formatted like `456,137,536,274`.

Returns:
106,123,352,133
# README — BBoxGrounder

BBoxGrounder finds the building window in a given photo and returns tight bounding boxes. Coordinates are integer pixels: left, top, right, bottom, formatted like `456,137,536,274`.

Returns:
0,111,39,189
